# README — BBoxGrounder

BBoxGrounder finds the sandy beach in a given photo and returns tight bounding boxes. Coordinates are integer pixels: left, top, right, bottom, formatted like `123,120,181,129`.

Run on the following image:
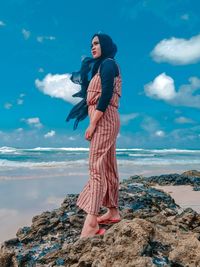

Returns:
153,184,200,213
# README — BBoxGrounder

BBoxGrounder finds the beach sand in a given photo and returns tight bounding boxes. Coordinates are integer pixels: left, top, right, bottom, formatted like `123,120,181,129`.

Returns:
153,185,200,213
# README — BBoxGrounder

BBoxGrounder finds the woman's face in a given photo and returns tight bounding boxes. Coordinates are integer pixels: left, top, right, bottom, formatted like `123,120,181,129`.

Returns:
91,36,101,58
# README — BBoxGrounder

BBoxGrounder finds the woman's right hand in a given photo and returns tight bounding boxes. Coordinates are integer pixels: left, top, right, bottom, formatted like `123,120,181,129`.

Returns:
85,123,96,141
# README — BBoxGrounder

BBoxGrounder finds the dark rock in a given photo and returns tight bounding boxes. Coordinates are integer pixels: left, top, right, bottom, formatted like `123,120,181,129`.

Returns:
193,185,200,191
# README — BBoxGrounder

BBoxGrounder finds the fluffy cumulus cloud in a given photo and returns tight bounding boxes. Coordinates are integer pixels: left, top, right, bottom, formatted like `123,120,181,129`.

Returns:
151,34,200,65
44,130,56,138
35,73,81,105
144,74,200,109
21,117,43,128
120,113,139,125
144,73,176,101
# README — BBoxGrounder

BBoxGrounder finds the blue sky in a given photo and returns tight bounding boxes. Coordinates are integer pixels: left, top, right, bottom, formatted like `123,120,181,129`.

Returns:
0,0,200,148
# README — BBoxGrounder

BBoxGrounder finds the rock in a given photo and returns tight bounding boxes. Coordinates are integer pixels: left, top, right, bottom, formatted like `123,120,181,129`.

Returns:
0,251,16,267
182,170,200,177
141,170,200,191
193,185,200,191
169,234,200,266
0,171,200,267
174,208,200,231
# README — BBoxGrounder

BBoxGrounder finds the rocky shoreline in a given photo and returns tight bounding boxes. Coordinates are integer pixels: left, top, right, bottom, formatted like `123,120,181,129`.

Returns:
0,170,200,267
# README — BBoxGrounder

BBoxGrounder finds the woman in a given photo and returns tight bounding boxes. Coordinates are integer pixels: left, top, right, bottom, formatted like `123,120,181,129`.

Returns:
69,33,122,238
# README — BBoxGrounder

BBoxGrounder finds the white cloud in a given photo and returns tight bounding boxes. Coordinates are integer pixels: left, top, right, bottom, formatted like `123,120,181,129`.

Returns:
44,130,55,138
4,102,13,109
0,21,6,27
17,93,25,105
155,130,165,137
22,28,31,40
175,116,195,124
145,74,200,109
35,73,81,104
120,113,139,125
37,36,56,43
22,117,43,128
144,73,176,101
151,34,200,65
4,94,25,109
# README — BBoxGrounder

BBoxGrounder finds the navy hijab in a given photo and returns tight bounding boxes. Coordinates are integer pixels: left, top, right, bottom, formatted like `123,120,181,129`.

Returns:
66,33,117,130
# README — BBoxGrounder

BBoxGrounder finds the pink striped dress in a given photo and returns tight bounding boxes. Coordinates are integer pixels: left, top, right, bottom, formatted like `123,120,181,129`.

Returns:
76,60,122,215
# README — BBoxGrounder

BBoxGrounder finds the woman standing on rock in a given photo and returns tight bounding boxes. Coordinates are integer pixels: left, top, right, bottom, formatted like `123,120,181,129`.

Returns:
67,33,122,238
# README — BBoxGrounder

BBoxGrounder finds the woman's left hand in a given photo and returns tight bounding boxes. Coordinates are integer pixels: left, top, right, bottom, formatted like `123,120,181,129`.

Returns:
85,123,96,141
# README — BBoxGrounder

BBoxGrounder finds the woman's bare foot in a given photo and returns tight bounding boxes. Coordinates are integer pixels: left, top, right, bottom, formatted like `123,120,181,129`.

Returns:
97,208,121,223
80,214,99,238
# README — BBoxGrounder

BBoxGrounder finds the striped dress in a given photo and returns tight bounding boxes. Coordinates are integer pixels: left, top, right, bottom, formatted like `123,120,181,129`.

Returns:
76,61,122,215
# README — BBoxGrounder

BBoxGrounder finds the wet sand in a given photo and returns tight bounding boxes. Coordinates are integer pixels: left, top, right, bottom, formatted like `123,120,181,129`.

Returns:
153,185,200,213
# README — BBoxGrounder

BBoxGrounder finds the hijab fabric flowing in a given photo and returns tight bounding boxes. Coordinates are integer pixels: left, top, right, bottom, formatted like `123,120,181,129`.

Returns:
66,33,117,130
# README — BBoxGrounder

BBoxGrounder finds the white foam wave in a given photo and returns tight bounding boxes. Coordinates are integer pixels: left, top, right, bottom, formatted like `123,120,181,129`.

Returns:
117,159,200,166
128,153,155,157
150,149,200,154
0,159,88,169
27,147,89,152
0,146,18,154
1,158,200,169
1,146,200,155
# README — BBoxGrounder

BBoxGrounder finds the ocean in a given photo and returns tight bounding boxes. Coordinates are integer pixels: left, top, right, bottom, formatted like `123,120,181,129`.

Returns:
1,146,200,177
0,146,200,243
